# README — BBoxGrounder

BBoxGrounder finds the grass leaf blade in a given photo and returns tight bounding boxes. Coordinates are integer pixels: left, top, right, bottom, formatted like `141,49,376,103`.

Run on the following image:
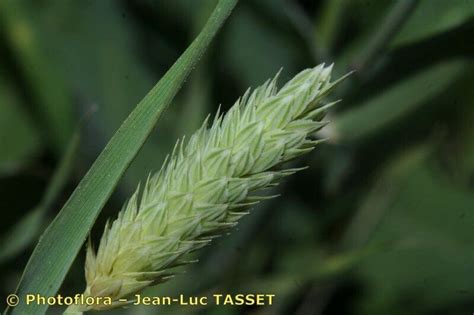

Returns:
0,129,80,264
7,1,237,314
334,60,466,142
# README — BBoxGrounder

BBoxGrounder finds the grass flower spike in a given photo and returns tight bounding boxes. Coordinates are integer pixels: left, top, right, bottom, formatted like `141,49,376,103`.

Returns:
70,64,343,312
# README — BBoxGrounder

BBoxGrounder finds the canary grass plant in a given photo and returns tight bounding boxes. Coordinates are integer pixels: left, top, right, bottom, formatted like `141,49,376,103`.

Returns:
65,64,344,313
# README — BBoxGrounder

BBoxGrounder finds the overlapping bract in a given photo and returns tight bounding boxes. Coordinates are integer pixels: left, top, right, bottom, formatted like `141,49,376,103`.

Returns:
83,64,341,310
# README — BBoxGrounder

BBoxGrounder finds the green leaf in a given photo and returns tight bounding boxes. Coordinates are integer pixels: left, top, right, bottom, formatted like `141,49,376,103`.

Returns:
35,0,167,190
6,1,237,314
334,60,466,142
316,0,348,52
0,208,43,264
391,0,474,47
34,0,218,191
351,0,417,71
0,130,80,263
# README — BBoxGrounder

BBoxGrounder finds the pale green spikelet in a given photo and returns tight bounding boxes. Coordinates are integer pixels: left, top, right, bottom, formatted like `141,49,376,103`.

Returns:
71,64,344,312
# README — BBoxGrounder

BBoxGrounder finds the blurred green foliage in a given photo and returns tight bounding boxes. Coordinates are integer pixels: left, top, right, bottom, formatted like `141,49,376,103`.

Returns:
0,0,473,314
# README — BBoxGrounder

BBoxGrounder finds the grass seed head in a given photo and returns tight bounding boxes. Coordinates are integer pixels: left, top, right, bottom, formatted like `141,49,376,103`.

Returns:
78,63,342,311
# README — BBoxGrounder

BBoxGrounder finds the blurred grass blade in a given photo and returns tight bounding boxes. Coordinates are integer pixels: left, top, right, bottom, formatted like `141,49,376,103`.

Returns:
316,0,348,52
0,208,43,264
6,1,237,314
352,0,417,72
392,0,474,48
334,59,466,142
283,1,327,62
0,130,80,264
178,0,216,135
340,144,434,249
